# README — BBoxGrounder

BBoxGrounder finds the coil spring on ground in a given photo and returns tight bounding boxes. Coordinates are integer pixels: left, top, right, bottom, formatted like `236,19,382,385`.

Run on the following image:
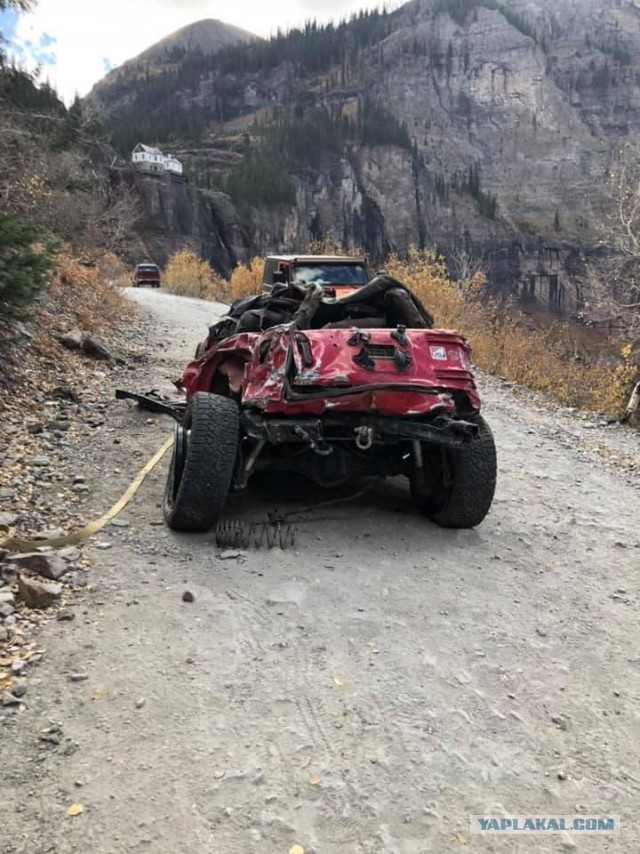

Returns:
215,519,296,550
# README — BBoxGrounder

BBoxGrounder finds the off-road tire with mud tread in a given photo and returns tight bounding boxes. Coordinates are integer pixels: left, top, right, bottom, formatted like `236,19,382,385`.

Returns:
163,392,239,532
412,415,497,529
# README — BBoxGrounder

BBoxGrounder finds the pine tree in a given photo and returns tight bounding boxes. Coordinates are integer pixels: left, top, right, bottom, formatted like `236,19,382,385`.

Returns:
53,96,83,150
0,215,56,307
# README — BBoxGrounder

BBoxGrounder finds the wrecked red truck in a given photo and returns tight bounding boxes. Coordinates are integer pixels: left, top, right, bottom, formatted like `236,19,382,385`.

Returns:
150,255,497,532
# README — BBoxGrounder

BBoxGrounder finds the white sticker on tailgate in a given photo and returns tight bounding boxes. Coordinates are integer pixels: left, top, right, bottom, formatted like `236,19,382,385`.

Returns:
430,346,447,360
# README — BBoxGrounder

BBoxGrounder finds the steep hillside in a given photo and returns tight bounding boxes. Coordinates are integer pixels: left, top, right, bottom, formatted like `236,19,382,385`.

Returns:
91,0,640,315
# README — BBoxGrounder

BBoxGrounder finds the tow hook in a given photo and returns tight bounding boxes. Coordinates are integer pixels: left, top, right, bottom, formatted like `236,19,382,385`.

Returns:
294,424,333,456
354,425,374,450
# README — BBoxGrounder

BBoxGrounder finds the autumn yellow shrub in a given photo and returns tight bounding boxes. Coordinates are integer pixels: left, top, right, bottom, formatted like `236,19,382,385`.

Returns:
385,249,473,329
474,310,637,412
163,250,224,300
223,257,265,301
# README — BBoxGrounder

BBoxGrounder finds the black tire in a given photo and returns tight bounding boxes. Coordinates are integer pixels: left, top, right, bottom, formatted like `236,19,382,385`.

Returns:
163,392,239,532
411,415,497,529
194,340,206,358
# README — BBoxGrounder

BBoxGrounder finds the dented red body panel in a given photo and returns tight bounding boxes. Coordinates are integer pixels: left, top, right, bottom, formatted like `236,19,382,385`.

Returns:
181,333,259,398
179,325,479,417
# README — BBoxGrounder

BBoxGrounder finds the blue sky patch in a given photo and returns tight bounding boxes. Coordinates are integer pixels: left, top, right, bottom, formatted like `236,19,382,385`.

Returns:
31,31,57,66
2,20,57,68
0,9,19,42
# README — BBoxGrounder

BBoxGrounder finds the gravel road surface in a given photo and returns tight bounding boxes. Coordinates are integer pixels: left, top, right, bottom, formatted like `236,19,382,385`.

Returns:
1,288,639,854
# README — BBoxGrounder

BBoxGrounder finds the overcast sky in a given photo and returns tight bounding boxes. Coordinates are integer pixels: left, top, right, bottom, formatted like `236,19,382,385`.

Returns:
0,0,389,104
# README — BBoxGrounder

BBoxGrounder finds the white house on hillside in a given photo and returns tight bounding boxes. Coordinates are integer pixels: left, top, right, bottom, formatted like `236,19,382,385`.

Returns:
132,143,183,176
164,154,183,175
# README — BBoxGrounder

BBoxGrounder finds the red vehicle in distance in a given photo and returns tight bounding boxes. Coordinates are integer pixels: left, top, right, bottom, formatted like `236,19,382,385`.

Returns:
133,263,161,289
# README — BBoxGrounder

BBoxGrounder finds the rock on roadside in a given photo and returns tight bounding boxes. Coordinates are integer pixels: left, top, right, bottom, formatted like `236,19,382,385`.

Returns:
17,576,62,609
81,334,111,361
11,553,67,581
59,330,83,351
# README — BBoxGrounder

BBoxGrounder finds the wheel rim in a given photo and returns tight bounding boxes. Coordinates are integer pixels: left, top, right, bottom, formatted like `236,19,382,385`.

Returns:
169,421,189,501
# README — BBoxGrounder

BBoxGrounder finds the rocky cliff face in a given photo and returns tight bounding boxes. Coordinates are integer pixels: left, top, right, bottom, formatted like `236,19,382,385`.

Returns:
97,0,640,316
127,147,502,286
117,170,249,276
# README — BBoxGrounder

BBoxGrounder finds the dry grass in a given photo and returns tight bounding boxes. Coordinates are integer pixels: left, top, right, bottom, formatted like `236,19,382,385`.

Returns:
45,250,133,334
97,251,132,288
0,246,135,409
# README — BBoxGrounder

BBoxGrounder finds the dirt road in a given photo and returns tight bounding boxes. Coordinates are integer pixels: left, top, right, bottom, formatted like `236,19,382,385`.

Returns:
1,289,639,853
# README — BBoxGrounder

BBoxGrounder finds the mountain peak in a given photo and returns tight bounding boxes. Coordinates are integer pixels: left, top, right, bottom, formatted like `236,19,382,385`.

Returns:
87,18,257,105
137,18,257,62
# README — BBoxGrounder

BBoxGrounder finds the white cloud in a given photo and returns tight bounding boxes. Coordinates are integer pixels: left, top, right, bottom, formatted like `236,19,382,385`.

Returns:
10,0,382,104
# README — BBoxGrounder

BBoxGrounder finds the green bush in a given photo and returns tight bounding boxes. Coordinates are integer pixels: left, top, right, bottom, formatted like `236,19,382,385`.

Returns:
0,214,56,306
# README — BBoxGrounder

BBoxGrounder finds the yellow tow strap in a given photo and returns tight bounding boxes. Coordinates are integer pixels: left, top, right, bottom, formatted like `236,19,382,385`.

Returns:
0,436,173,553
